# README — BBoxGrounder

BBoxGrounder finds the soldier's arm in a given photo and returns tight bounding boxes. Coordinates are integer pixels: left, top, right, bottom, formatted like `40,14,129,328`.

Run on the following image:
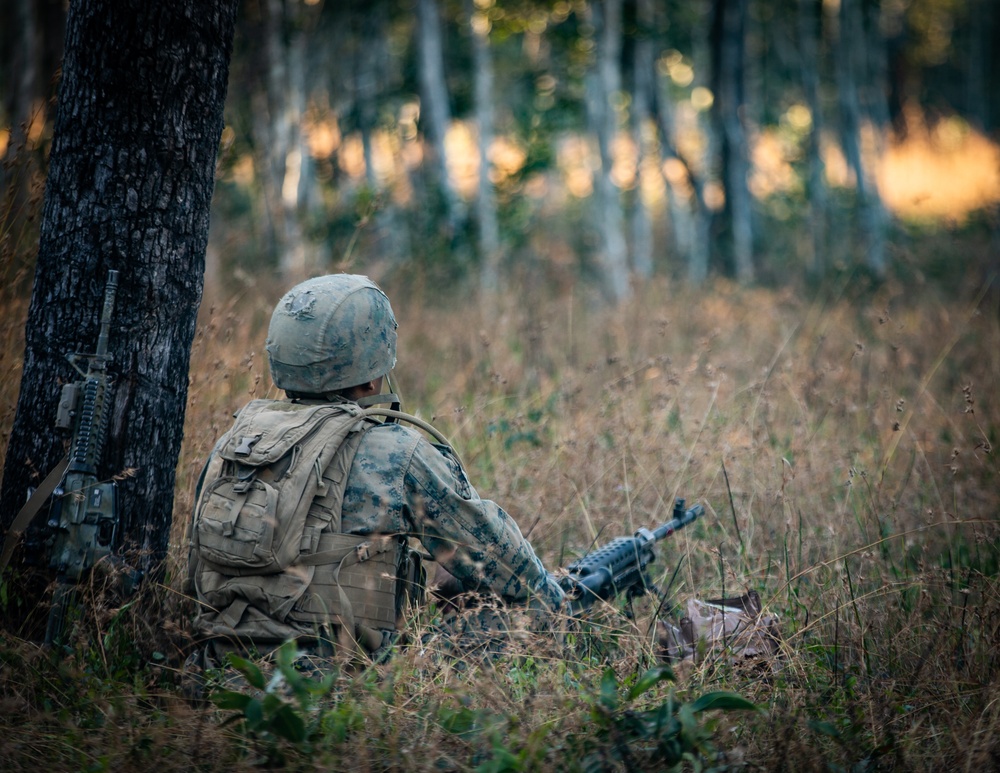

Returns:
403,438,564,607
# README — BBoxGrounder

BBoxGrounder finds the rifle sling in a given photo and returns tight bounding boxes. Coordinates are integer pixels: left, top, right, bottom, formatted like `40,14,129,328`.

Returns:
0,453,70,575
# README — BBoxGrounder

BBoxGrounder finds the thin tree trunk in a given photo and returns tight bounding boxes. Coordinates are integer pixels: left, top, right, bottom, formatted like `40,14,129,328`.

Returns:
799,0,828,279
468,1,502,298
711,0,754,283
648,53,710,284
629,0,655,280
416,0,463,236
587,0,630,304
837,0,887,277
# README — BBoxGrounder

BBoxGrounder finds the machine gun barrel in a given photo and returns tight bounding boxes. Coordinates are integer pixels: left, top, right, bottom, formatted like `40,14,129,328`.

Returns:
561,498,703,610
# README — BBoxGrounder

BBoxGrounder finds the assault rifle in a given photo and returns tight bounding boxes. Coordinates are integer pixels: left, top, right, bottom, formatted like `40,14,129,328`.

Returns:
44,270,122,644
559,498,703,614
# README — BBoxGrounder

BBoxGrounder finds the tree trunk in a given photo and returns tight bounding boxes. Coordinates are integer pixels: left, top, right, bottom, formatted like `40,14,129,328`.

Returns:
1,0,65,261
416,0,463,236
629,0,655,280
836,0,887,277
799,0,828,279
256,0,310,279
587,0,630,304
711,0,754,283
0,0,237,617
468,0,502,298
647,45,711,285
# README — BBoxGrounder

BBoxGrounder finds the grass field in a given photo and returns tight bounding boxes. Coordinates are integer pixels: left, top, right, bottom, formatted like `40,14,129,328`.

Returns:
1,246,999,770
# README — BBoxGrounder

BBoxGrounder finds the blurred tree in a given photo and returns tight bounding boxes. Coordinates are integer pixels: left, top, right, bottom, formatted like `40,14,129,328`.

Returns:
627,0,655,280
586,0,631,304
710,0,754,282
798,0,828,279
835,0,888,277
0,0,65,270
0,0,238,627
417,0,465,237
468,0,502,298
247,0,322,278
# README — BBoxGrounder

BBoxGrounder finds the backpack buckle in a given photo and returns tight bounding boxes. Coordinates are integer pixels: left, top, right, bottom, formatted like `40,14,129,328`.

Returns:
234,434,261,456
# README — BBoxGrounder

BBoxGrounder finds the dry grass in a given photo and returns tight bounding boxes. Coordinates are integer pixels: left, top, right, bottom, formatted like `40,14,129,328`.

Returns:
2,254,999,770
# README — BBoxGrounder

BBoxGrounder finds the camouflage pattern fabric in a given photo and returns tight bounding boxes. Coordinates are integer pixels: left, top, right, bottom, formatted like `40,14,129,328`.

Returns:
341,418,564,610
266,275,398,394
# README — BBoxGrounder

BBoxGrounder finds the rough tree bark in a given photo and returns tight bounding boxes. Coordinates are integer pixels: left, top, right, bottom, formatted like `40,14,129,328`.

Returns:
0,0,238,621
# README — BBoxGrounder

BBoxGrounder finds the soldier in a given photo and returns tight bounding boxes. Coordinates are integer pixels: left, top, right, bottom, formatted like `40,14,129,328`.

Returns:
186,274,564,664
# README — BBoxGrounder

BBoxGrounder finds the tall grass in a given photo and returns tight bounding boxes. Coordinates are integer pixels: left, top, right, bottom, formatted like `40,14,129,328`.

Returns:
2,250,999,769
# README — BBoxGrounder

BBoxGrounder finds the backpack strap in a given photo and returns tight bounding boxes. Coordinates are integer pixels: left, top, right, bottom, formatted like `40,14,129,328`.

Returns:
358,406,465,471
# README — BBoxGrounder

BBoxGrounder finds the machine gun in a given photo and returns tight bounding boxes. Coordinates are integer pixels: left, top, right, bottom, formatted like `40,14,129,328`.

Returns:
559,498,703,614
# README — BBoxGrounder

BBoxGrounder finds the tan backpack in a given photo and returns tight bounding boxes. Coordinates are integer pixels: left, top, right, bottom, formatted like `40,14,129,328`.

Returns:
189,399,426,655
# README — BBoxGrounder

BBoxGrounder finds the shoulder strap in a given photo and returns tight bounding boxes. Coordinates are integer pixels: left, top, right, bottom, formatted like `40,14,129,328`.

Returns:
0,454,71,575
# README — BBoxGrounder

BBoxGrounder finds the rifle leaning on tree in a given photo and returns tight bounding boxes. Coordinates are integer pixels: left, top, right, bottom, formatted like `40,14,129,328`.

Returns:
0,270,136,645
558,498,703,614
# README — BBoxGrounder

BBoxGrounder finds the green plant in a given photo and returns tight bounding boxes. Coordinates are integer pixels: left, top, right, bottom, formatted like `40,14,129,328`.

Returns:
210,640,336,766
578,664,757,772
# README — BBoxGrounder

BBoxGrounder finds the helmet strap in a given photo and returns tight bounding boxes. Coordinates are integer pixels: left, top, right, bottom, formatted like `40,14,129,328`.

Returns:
355,372,402,415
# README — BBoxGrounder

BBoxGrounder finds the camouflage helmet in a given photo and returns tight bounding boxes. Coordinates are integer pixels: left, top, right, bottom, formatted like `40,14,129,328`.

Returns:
265,274,398,394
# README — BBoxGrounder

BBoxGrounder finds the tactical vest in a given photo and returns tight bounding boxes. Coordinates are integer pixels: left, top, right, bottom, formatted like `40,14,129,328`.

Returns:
187,398,425,656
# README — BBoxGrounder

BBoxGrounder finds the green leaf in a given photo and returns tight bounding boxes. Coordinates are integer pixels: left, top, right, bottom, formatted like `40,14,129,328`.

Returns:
808,719,842,739
439,706,479,737
226,654,266,690
270,704,308,743
689,692,757,713
262,693,286,716
244,697,264,730
626,664,675,701
211,690,253,711
599,668,619,711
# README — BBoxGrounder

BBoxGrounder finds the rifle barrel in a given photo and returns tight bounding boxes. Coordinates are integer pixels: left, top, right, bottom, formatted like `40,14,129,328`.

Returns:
96,270,119,358
651,501,703,541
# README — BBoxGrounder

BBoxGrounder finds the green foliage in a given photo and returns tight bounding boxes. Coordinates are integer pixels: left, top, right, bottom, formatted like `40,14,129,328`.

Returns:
210,640,336,766
574,664,756,772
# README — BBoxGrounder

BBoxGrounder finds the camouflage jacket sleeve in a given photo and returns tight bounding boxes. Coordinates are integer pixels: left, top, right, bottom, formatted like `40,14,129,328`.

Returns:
343,423,563,607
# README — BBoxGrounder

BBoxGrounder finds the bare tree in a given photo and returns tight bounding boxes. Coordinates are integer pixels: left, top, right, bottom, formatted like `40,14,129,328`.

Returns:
629,0,655,280
251,0,320,279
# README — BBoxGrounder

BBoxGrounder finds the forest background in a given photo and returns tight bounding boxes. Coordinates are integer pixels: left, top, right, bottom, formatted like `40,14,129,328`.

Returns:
1,0,999,770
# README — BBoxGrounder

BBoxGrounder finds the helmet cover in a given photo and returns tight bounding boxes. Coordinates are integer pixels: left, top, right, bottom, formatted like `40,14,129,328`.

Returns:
265,274,397,394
